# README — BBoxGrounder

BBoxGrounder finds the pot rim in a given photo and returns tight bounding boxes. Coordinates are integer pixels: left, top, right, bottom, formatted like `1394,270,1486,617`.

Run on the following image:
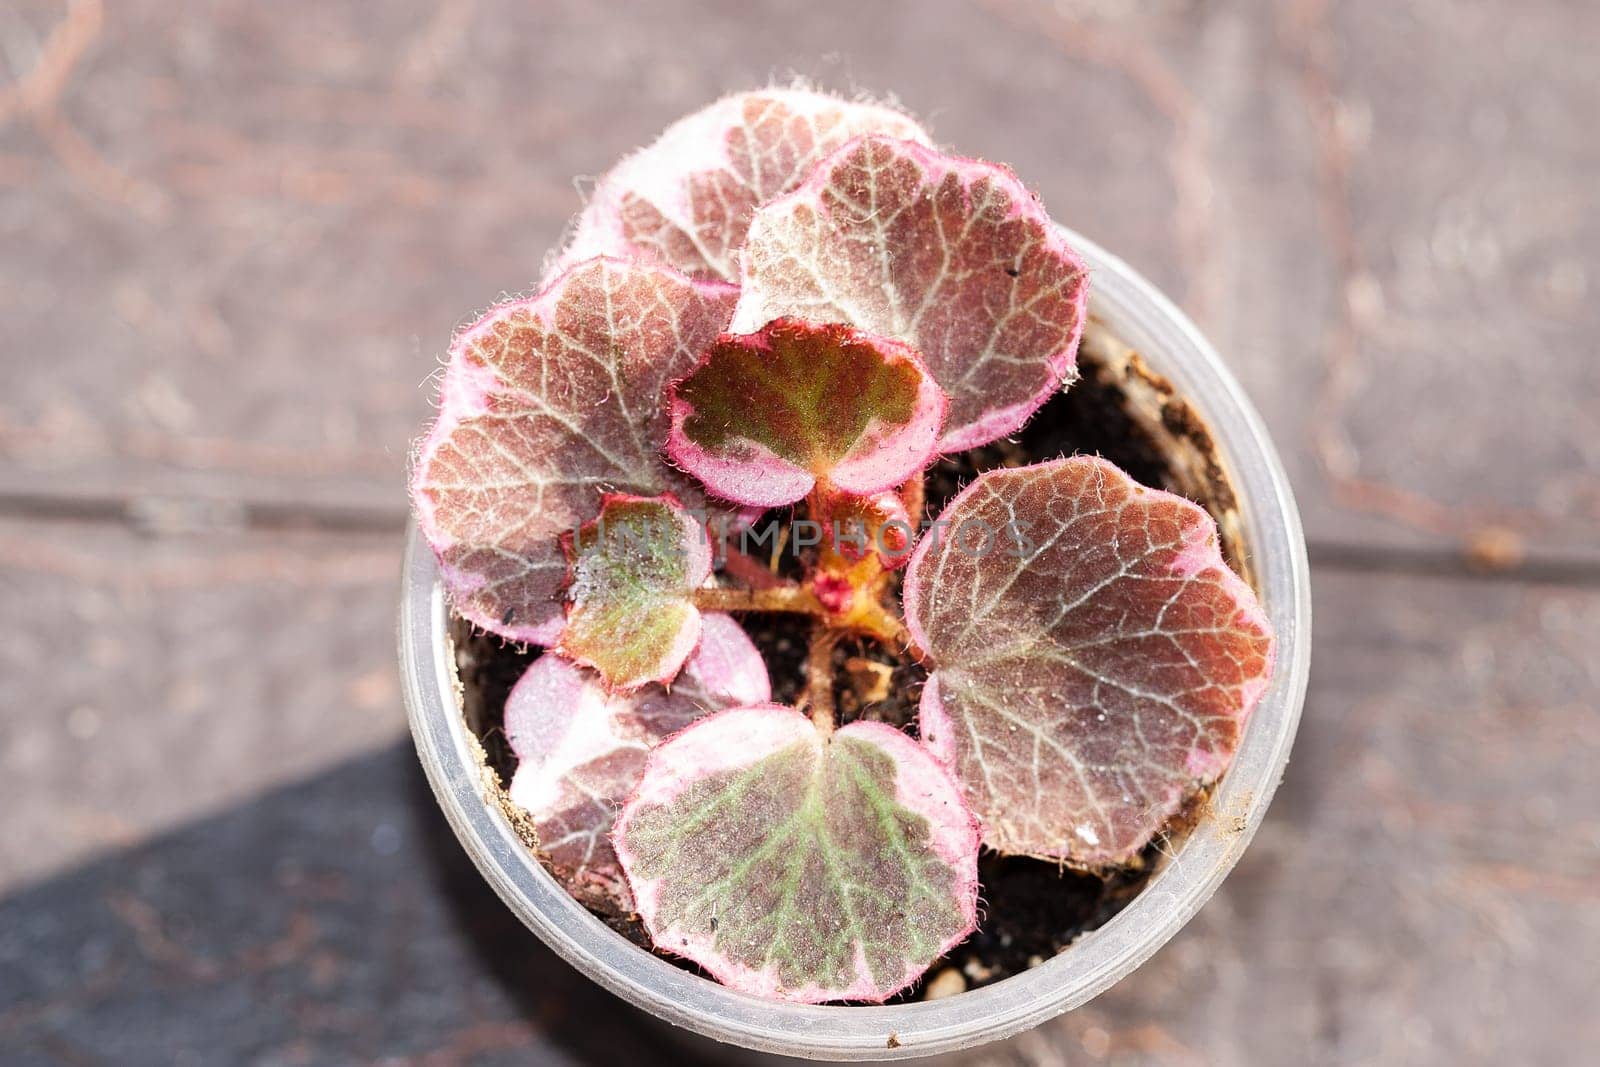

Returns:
397,227,1312,1060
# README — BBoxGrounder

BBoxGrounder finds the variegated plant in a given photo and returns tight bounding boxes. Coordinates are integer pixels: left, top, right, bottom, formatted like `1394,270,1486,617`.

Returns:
411,88,1275,1004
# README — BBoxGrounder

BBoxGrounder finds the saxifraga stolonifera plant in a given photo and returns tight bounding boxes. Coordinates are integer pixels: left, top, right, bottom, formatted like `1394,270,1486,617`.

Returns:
411,88,1275,1003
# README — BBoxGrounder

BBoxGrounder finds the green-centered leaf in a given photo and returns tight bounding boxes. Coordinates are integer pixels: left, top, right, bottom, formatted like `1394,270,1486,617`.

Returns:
557,493,712,691
613,704,980,1002
665,317,946,508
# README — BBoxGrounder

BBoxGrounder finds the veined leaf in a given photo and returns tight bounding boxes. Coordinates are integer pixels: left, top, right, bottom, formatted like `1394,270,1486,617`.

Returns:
507,614,770,914
411,257,735,641
558,493,713,691
551,89,930,282
613,705,980,1002
902,457,1275,864
734,136,1089,452
666,318,946,508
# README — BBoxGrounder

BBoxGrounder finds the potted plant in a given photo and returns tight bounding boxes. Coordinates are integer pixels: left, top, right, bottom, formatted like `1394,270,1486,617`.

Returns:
399,88,1310,1058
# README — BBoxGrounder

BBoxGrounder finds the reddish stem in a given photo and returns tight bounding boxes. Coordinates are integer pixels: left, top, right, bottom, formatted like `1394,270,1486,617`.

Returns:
720,544,788,590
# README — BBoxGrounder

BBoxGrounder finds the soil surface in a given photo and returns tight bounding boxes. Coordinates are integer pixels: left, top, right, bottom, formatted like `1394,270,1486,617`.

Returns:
453,343,1226,1000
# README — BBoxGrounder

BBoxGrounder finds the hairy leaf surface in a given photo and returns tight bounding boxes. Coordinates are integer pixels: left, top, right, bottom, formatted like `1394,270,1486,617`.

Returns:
666,318,946,507
411,258,736,641
903,457,1275,864
613,705,979,1002
734,136,1089,451
558,494,713,690
552,89,930,282
818,489,915,568
507,615,770,914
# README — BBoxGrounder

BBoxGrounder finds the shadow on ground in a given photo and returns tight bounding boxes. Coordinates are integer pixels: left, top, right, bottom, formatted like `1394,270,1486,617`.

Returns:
0,743,742,1066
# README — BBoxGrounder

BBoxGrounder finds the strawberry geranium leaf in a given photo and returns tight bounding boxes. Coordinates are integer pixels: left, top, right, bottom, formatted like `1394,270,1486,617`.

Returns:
613,704,980,1003
666,317,946,508
507,614,770,914
410,258,736,642
903,457,1276,865
557,493,713,691
734,135,1090,452
551,88,931,283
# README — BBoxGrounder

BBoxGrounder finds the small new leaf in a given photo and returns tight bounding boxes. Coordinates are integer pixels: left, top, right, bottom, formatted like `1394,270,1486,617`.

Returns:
734,136,1089,452
818,489,914,568
507,615,771,914
613,705,980,1003
552,89,931,282
558,494,713,691
410,258,735,641
666,318,947,508
903,457,1275,864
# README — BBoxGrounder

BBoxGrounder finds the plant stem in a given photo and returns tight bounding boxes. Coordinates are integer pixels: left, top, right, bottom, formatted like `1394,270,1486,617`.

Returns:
698,474,934,712
692,583,822,615
802,625,839,735
720,545,787,590
901,472,926,528
843,596,923,659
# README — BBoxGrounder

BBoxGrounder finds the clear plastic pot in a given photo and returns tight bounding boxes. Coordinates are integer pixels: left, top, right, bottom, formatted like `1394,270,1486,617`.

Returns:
398,228,1312,1060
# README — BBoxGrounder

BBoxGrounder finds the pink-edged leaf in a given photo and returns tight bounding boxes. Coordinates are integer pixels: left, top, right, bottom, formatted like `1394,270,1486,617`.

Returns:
734,136,1090,452
557,493,712,691
817,489,915,568
410,258,736,641
507,614,770,914
903,457,1276,864
613,705,979,1003
552,88,931,283
666,318,946,508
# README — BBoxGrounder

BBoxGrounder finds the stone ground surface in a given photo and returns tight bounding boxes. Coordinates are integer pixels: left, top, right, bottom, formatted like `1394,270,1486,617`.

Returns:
1,1,1595,1064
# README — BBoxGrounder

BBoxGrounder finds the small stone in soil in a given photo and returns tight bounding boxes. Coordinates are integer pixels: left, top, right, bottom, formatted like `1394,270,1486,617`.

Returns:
922,968,967,1000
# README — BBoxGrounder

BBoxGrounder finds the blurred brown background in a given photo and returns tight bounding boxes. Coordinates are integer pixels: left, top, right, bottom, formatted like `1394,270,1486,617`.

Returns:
1,1,1596,1064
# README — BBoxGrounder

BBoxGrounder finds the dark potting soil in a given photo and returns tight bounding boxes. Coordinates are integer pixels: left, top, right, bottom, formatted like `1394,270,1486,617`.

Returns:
452,342,1221,1000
